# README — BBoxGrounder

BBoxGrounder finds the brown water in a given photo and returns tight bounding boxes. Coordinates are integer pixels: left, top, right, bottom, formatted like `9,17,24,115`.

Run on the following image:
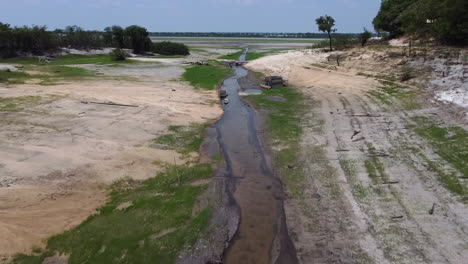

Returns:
211,49,297,264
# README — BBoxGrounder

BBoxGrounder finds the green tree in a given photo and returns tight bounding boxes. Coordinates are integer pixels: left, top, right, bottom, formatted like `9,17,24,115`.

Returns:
124,25,151,54
104,25,125,48
316,15,336,51
373,0,417,37
359,28,372,46
374,0,468,45
152,41,190,56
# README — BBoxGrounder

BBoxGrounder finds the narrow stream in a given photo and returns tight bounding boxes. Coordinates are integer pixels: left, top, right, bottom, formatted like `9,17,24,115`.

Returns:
211,48,297,264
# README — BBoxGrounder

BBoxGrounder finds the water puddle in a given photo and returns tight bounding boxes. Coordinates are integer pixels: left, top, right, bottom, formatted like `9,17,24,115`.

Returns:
239,88,263,96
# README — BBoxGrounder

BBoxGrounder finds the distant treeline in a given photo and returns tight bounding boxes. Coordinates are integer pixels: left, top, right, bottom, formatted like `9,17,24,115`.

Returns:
150,32,355,39
373,0,468,45
0,23,153,58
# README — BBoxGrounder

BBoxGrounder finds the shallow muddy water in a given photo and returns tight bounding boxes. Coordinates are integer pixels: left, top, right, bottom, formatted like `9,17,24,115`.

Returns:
208,49,297,264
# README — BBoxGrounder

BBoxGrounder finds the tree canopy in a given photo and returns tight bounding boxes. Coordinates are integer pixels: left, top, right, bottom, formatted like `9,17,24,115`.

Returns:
373,0,468,45
0,23,156,58
316,15,337,51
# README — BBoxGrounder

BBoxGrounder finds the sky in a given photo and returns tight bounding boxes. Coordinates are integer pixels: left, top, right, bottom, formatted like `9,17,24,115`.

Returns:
0,0,381,33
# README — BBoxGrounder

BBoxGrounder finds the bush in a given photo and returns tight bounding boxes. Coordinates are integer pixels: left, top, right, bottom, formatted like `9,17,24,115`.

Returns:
400,66,414,81
110,48,126,61
360,28,372,46
152,41,190,56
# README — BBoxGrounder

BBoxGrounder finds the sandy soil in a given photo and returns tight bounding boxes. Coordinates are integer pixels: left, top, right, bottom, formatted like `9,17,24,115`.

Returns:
247,48,468,263
0,53,223,260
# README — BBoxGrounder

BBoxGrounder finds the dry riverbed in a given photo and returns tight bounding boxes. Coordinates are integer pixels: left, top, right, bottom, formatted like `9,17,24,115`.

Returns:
0,48,240,261
247,46,468,264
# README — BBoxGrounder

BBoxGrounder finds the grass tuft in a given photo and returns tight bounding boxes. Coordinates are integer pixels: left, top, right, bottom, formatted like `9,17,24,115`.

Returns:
0,96,50,112
218,50,244,60
154,124,207,154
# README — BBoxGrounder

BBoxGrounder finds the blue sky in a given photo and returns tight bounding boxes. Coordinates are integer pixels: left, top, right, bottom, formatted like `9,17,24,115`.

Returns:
0,0,380,33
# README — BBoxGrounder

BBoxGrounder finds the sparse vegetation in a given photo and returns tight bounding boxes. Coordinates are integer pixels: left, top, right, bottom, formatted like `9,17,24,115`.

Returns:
0,96,44,111
339,159,368,200
247,86,307,198
0,54,154,85
13,163,214,264
2,54,137,66
182,62,232,90
246,51,277,61
411,116,468,180
367,79,420,110
0,70,36,85
218,50,243,60
154,124,207,154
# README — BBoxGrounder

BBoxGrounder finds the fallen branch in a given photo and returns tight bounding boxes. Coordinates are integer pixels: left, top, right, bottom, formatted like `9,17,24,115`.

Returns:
346,114,382,117
391,216,404,220
366,153,389,157
351,130,361,140
383,181,400,185
336,149,350,152
429,203,436,215
81,101,139,108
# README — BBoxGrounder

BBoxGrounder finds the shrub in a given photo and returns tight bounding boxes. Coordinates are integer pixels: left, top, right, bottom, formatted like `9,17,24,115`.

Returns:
400,66,414,81
110,48,126,61
360,28,373,46
152,41,190,56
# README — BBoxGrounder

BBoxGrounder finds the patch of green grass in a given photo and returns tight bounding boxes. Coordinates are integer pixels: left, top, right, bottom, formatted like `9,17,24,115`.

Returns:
154,124,207,154
46,65,94,78
247,86,307,199
339,159,368,200
13,163,214,264
1,54,150,85
2,54,140,66
364,143,387,183
0,66,94,86
218,50,243,60
246,51,276,61
0,96,46,112
367,79,420,110
182,62,232,90
0,70,38,84
248,87,305,143
410,116,468,195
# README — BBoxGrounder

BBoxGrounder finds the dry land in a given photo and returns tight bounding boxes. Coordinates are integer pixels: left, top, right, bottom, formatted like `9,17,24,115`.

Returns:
2,40,467,264
0,48,241,262
247,46,468,264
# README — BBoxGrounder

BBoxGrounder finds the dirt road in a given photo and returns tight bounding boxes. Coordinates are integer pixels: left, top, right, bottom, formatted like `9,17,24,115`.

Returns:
247,49,468,264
